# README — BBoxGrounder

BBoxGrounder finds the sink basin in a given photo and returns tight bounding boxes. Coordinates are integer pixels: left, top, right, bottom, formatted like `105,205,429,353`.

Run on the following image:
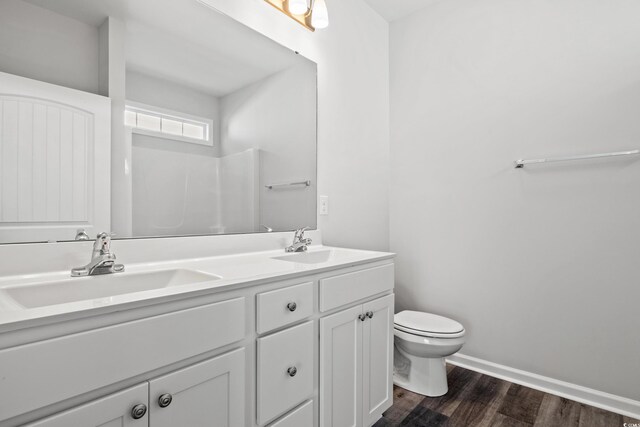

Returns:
272,250,333,264
2,269,220,309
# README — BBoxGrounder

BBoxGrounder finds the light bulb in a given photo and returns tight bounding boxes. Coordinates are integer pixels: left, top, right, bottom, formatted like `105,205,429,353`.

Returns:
311,0,329,29
288,0,308,15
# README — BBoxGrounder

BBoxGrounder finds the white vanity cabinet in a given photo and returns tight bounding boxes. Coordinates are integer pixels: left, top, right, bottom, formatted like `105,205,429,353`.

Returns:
0,253,395,427
0,297,246,422
25,348,245,427
319,295,394,427
319,265,395,427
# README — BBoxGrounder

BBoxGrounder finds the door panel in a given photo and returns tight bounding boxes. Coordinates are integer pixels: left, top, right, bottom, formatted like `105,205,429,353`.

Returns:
149,348,245,427
320,305,363,427
25,383,148,427
362,295,394,426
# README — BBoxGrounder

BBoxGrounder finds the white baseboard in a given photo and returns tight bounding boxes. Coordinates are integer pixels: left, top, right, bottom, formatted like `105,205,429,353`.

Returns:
446,353,640,420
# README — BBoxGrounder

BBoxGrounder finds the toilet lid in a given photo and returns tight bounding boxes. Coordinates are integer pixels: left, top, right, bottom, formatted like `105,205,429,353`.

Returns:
394,311,464,336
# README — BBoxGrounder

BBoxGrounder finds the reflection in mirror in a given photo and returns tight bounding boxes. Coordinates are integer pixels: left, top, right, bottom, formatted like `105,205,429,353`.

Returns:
0,0,317,244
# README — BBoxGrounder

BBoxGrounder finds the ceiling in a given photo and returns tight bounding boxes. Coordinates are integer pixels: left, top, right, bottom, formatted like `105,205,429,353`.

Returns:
363,0,441,22
24,0,306,96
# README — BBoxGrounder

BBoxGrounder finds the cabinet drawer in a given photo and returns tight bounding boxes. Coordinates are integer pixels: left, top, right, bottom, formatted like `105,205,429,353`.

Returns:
268,400,313,427
0,297,245,421
257,281,313,334
319,264,394,312
257,321,314,425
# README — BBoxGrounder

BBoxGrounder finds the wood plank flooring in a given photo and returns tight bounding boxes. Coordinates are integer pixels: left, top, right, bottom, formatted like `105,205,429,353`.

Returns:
374,365,639,427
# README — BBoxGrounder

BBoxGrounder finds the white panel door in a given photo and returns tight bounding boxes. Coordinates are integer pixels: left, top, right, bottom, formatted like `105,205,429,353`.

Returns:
25,383,148,427
0,71,110,243
320,305,363,427
362,295,394,426
149,348,245,427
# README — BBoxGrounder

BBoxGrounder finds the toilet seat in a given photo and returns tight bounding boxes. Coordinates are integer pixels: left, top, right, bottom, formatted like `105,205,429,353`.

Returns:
394,310,465,339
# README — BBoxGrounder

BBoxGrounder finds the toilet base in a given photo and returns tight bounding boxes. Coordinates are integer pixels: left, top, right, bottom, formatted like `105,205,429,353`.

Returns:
393,345,448,397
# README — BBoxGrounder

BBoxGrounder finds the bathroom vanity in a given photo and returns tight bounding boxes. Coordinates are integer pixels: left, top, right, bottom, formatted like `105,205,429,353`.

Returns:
0,239,394,427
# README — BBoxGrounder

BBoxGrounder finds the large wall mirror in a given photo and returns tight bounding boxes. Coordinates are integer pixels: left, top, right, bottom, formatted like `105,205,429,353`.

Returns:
0,0,317,244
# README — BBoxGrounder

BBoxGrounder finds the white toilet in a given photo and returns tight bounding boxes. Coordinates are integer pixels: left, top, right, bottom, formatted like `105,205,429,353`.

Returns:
393,310,465,397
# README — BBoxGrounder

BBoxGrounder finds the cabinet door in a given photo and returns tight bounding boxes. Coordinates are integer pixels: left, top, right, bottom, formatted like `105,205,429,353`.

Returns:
320,305,363,427
149,348,245,427
25,383,148,427
362,295,394,426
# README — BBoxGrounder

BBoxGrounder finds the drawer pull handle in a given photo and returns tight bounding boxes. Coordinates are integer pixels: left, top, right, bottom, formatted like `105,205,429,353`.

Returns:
131,404,147,420
358,314,366,321
287,366,298,377
158,393,173,408
287,302,297,312
366,311,374,319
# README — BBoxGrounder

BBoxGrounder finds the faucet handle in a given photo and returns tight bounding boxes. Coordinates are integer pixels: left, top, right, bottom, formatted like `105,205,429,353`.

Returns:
93,232,114,254
294,226,311,240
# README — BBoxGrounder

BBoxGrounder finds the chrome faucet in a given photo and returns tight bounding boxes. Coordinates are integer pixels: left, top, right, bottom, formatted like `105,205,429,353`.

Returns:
71,232,125,277
285,227,312,253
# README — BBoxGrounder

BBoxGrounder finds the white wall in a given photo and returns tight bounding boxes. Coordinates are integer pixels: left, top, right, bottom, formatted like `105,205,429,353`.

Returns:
219,149,260,233
0,0,100,94
220,62,316,232
198,0,390,251
390,0,640,401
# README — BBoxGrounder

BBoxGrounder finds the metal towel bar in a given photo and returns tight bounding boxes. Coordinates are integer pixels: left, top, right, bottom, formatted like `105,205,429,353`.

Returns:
515,149,639,169
265,180,311,189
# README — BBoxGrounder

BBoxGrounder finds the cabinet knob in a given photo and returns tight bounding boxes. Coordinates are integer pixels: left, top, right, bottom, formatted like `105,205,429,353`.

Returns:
358,314,366,321
287,366,298,377
131,404,147,420
158,393,173,408
287,302,297,312
366,311,374,319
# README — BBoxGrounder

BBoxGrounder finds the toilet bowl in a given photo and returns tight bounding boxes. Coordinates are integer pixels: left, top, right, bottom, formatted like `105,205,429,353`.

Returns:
393,311,465,397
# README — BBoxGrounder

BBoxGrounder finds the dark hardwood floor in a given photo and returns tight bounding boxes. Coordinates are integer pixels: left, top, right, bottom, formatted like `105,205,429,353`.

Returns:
374,365,639,427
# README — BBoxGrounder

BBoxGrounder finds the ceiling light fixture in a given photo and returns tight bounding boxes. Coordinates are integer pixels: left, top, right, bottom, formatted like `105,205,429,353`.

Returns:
310,0,329,29
288,0,309,15
264,0,329,32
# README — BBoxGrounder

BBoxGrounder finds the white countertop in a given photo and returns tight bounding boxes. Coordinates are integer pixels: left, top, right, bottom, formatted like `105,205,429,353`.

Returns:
0,245,394,331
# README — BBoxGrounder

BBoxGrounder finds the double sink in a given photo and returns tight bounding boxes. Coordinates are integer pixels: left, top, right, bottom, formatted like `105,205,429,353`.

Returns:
0,250,335,310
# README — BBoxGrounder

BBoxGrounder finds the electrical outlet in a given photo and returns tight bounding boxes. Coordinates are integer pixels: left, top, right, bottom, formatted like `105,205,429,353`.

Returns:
319,196,329,215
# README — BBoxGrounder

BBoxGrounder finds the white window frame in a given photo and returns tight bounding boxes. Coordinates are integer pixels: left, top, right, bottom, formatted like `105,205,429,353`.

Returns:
125,101,214,147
